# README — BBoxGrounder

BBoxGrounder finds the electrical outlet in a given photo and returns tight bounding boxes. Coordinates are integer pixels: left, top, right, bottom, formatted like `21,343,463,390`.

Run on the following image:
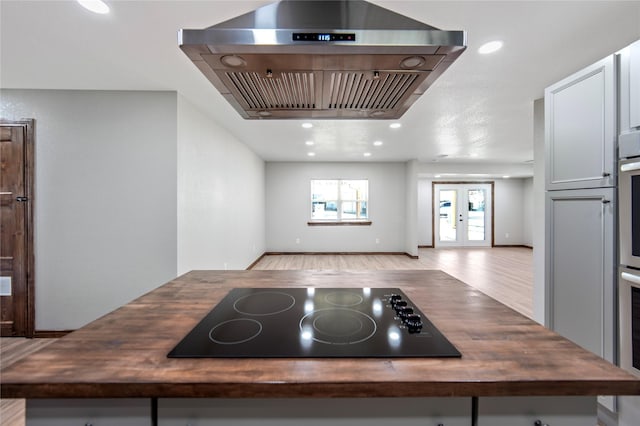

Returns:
295,238,300,244
505,233,510,239
375,238,380,244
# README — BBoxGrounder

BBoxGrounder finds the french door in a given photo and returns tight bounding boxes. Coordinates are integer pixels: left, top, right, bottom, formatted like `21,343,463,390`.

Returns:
434,183,492,247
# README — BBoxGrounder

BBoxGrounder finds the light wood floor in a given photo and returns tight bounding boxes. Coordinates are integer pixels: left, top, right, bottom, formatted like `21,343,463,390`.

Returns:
0,247,533,426
252,247,534,319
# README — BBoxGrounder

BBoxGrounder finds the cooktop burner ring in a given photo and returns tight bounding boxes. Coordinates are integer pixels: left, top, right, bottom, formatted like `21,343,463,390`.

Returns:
209,318,263,345
233,291,296,316
300,308,377,345
312,314,364,337
324,291,364,307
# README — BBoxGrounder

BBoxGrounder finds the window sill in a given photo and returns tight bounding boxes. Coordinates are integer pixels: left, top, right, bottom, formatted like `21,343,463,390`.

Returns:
307,221,372,226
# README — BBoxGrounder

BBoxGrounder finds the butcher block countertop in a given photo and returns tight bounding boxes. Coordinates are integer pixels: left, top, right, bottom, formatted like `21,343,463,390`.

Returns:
2,270,639,399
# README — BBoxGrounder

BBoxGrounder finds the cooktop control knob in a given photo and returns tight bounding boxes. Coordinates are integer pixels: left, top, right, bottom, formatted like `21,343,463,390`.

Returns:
404,314,423,332
393,300,408,312
396,306,414,319
389,294,402,305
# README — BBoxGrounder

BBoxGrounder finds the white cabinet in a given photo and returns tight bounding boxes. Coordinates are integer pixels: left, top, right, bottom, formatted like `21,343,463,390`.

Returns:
544,51,620,412
545,187,616,411
544,187,616,411
545,188,616,362
545,55,616,190
630,40,640,129
618,39,640,132
26,399,151,426
23,396,600,425
478,396,596,426
158,397,470,426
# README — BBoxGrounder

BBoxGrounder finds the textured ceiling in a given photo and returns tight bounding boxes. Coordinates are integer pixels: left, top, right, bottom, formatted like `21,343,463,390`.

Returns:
1,0,639,174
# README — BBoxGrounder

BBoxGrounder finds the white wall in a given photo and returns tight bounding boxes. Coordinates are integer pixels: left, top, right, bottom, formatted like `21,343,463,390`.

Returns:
522,177,534,247
417,179,433,246
533,98,546,325
404,160,418,257
493,178,525,245
417,177,530,246
0,89,178,330
265,162,407,252
177,96,265,273
417,162,533,178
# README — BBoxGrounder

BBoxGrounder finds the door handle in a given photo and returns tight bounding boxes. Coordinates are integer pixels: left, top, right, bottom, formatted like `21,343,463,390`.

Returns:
621,161,640,172
622,271,640,285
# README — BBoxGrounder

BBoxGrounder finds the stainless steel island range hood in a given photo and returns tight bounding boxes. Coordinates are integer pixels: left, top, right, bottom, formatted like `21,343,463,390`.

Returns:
178,0,466,119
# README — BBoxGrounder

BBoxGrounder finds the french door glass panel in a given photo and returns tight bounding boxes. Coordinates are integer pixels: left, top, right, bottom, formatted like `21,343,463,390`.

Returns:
467,189,486,241
439,190,457,242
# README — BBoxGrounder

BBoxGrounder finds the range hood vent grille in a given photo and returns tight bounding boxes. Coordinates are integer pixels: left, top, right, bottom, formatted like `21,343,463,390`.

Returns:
179,0,466,119
226,71,317,110
328,71,420,111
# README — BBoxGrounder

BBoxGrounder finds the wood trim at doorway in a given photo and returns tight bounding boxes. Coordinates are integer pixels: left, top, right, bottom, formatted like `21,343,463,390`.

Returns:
0,119,35,337
431,181,495,248
33,330,73,338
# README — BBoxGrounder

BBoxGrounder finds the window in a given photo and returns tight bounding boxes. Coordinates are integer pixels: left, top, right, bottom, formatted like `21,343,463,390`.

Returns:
310,179,368,222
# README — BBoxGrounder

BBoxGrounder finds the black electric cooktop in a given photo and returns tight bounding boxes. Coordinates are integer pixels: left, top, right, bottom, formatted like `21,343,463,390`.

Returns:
168,287,461,358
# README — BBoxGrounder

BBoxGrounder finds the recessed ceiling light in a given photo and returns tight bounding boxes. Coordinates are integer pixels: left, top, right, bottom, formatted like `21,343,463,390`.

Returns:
478,40,503,54
373,141,383,146
305,141,314,146
503,175,511,179
302,123,313,129
307,152,316,157
434,175,442,178
389,123,402,129
77,0,110,14
363,152,372,157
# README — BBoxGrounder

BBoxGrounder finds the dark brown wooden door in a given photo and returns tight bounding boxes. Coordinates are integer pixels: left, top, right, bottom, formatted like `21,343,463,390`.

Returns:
0,119,34,337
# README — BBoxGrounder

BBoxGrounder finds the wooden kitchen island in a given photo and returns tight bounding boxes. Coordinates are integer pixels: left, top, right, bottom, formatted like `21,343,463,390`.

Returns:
2,270,639,425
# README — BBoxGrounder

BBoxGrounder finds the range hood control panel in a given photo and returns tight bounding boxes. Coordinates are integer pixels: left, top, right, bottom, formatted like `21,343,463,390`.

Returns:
293,33,356,42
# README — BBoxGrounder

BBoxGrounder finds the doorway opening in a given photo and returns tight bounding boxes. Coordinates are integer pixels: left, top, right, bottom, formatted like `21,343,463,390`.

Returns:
432,182,494,248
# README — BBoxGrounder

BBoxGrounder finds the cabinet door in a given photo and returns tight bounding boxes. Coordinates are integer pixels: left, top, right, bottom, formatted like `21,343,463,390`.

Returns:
478,396,596,426
159,397,470,426
26,399,151,426
545,55,616,190
545,188,616,364
629,40,640,129
618,39,640,133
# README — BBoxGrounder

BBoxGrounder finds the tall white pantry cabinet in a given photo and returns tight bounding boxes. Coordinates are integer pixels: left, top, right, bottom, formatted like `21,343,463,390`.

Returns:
544,53,617,412
544,40,640,420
